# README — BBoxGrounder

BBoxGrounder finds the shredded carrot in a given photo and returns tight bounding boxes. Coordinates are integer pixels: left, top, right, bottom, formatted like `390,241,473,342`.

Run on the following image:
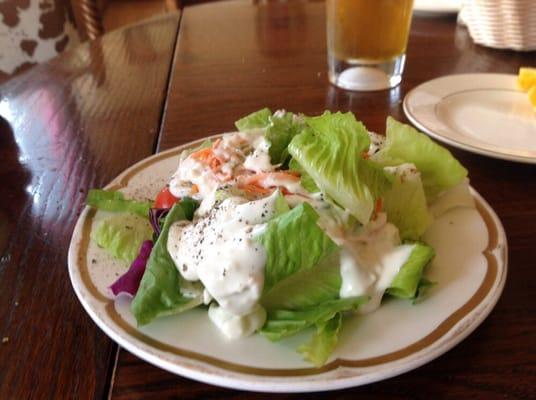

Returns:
191,184,199,194
237,171,300,197
244,171,300,186
191,147,213,162
375,198,383,214
190,145,225,176
239,184,272,196
285,170,301,178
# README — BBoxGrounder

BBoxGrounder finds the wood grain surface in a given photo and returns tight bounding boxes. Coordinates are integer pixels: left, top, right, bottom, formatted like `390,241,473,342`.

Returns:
0,13,180,399
111,1,536,399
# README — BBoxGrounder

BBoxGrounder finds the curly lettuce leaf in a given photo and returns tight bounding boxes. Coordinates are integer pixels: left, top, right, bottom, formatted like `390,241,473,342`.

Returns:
372,117,468,199
304,111,371,153
256,202,338,292
387,243,435,299
297,313,342,367
91,212,153,264
131,198,201,325
87,189,152,218
235,108,272,130
288,112,391,224
383,164,433,241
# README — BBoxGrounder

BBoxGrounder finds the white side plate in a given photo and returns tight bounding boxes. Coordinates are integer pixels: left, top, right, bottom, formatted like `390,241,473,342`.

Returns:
404,74,536,164
413,0,461,16
68,138,508,392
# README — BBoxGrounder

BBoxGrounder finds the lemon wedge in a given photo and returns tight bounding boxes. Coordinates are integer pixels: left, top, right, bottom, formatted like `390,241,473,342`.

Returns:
528,86,536,111
518,67,536,91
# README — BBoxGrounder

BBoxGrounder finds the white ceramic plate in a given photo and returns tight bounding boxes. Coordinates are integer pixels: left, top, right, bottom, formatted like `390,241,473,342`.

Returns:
68,138,508,392
404,74,536,164
413,0,461,16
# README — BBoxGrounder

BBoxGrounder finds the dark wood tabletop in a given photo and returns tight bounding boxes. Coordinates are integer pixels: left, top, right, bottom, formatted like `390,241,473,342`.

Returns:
1,1,535,399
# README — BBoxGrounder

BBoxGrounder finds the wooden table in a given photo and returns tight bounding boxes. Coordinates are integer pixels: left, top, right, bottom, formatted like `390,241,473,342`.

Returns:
1,1,534,398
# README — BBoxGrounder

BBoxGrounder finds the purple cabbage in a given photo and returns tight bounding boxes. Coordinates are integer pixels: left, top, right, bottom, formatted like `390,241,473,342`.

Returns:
149,208,170,237
110,240,153,296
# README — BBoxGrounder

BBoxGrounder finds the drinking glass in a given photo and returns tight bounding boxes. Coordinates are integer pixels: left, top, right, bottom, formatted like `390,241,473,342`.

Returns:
326,0,414,91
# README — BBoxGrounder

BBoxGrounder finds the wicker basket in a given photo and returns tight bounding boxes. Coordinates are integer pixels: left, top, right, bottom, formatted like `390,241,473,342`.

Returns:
461,0,536,51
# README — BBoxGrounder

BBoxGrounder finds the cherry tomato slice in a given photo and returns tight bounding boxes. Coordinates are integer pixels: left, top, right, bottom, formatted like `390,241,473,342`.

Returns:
154,187,179,209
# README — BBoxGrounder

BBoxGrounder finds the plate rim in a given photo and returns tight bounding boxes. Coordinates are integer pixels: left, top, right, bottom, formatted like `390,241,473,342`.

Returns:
403,73,536,164
68,138,508,392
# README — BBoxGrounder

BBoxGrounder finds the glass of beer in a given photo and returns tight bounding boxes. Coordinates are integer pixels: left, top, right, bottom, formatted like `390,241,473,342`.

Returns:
326,0,414,91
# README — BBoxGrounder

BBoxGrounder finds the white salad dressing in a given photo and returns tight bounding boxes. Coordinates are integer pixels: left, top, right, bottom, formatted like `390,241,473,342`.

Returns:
169,155,220,199
243,136,274,173
336,213,416,313
367,131,385,156
167,191,282,318
208,303,267,339
384,163,421,183
285,193,327,210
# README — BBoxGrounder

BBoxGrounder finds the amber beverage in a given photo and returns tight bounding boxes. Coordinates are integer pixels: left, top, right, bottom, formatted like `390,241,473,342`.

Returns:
326,0,414,91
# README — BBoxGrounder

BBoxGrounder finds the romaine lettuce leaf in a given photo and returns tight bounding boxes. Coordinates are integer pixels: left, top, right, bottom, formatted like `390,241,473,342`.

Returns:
273,189,290,215
305,111,371,153
256,202,338,292
288,158,319,193
297,313,342,367
131,198,201,325
87,189,152,218
91,212,152,264
235,108,272,130
387,243,435,299
288,112,392,224
261,252,341,311
372,117,468,199
383,164,433,240
236,109,304,164
260,296,367,341
264,112,304,165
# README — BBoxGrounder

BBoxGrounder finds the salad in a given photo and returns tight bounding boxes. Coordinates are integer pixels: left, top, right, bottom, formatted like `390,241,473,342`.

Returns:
87,109,470,367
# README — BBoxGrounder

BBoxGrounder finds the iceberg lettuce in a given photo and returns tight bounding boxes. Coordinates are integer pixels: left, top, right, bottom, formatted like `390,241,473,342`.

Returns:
91,212,153,264
87,189,152,218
